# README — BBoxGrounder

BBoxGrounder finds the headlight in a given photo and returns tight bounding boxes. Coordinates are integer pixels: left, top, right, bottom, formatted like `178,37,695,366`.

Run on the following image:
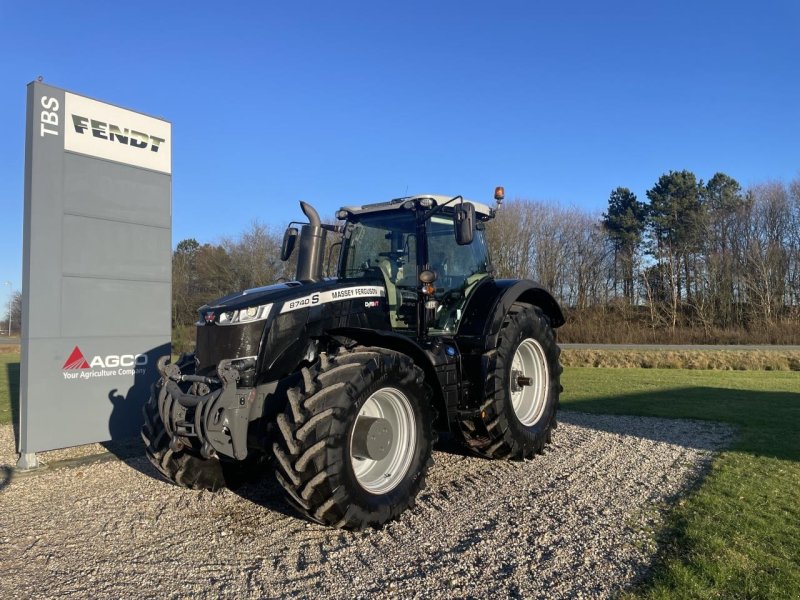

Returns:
217,303,272,325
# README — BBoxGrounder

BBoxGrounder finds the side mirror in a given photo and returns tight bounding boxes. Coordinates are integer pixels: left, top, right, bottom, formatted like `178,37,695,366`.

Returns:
280,227,298,261
454,202,475,245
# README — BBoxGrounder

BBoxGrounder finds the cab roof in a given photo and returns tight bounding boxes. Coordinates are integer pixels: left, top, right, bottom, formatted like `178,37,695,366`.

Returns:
341,194,494,219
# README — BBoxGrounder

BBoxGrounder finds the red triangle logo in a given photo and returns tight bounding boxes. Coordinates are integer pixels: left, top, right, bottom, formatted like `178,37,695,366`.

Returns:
63,346,90,370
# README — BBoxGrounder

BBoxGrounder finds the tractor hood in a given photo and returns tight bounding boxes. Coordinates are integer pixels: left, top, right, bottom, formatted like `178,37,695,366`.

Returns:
194,277,390,378
199,280,326,321
197,278,386,324
201,281,307,314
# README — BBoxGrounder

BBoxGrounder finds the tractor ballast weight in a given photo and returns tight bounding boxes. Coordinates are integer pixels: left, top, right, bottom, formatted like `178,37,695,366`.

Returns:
143,191,564,529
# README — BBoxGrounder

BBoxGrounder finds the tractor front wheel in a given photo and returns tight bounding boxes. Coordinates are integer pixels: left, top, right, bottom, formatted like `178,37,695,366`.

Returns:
272,345,434,529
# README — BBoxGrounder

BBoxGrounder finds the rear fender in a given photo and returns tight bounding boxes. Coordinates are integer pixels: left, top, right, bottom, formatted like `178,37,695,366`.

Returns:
458,279,564,350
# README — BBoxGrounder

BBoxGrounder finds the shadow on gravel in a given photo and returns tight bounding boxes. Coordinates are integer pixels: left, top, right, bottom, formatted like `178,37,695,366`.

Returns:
100,437,149,464
101,428,301,520
104,440,301,523
432,432,475,458
118,433,479,523
0,465,12,491
230,433,503,522
230,469,307,522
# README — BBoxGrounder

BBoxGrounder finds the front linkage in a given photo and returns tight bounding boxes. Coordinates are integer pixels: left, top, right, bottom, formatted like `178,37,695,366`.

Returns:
154,355,263,461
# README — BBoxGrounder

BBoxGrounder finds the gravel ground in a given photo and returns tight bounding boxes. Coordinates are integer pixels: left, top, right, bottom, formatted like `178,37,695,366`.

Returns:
0,413,733,599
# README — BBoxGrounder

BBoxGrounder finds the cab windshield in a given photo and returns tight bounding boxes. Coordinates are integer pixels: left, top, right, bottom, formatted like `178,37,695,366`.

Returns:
340,211,418,329
427,215,490,290
427,214,490,333
338,208,491,333
340,212,417,284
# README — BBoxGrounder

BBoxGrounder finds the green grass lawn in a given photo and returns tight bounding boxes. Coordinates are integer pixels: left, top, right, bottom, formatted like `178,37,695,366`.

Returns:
0,352,19,426
1,353,798,597
562,368,800,599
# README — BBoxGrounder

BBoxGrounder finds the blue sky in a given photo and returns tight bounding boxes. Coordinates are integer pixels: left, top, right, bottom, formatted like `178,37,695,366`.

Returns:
1,1,798,310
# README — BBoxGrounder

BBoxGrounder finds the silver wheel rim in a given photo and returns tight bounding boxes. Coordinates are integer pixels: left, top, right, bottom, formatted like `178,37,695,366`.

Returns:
350,387,416,494
510,338,550,426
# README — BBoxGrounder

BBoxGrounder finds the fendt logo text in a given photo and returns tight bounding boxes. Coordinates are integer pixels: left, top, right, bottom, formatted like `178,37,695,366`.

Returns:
71,114,166,153
62,346,147,380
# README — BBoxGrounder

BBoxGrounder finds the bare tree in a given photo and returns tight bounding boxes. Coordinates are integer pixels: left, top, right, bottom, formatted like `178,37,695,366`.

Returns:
221,221,292,290
485,199,537,279
1,290,22,335
487,199,610,309
740,183,791,327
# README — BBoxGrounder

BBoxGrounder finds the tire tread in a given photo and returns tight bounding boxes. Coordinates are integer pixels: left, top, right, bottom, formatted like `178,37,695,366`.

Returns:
272,344,433,530
458,304,561,460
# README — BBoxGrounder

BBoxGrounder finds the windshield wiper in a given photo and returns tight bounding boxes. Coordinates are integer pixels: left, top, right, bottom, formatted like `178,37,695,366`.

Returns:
418,195,462,223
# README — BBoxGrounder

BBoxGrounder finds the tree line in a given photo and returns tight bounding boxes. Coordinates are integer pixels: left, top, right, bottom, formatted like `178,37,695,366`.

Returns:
487,172,800,343
169,172,800,347
5,172,793,345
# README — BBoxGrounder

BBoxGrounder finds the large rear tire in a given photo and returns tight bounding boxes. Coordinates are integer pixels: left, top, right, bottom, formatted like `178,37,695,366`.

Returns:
273,345,434,529
458,303,561,459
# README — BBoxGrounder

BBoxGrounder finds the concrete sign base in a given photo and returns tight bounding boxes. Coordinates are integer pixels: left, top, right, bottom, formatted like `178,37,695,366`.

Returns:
16,453,39,471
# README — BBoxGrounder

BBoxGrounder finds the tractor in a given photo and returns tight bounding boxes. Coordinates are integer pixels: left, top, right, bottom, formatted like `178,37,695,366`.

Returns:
142,188,564,529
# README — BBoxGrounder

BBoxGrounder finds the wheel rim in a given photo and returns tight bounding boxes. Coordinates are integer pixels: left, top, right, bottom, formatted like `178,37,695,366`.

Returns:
509,338,550,426
350,387,416,494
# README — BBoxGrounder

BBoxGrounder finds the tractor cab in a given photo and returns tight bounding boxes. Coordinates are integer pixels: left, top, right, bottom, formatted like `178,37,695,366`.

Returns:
336,194,497,336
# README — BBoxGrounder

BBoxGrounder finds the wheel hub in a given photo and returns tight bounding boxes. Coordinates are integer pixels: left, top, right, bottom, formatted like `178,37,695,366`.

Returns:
351,416,393,461
350,387,416,495
509,338,550,427
510,370,533,392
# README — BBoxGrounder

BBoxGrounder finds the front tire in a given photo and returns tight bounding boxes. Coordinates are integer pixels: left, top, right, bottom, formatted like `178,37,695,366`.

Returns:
458,303,561,459
272,345,434,529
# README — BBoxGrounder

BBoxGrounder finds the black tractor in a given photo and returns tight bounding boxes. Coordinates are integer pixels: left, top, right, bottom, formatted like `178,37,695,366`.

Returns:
142,188,564,529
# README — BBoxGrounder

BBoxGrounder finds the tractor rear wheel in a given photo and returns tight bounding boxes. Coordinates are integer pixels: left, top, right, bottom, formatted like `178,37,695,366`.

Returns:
272,345,434,529
458,303,561,459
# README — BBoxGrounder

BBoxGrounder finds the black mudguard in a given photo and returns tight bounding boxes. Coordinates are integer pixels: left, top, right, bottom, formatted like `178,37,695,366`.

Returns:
457,278,564,350
453,279,564,416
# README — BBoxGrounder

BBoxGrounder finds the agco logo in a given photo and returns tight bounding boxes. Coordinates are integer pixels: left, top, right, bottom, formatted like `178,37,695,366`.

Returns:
71,115,166,152
62,346,147,380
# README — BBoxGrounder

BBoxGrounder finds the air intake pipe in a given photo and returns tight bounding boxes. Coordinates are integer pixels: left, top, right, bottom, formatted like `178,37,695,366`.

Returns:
295,201,327,282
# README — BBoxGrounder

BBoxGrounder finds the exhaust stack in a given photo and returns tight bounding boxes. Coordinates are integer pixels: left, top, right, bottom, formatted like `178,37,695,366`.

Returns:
295,201,327,282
